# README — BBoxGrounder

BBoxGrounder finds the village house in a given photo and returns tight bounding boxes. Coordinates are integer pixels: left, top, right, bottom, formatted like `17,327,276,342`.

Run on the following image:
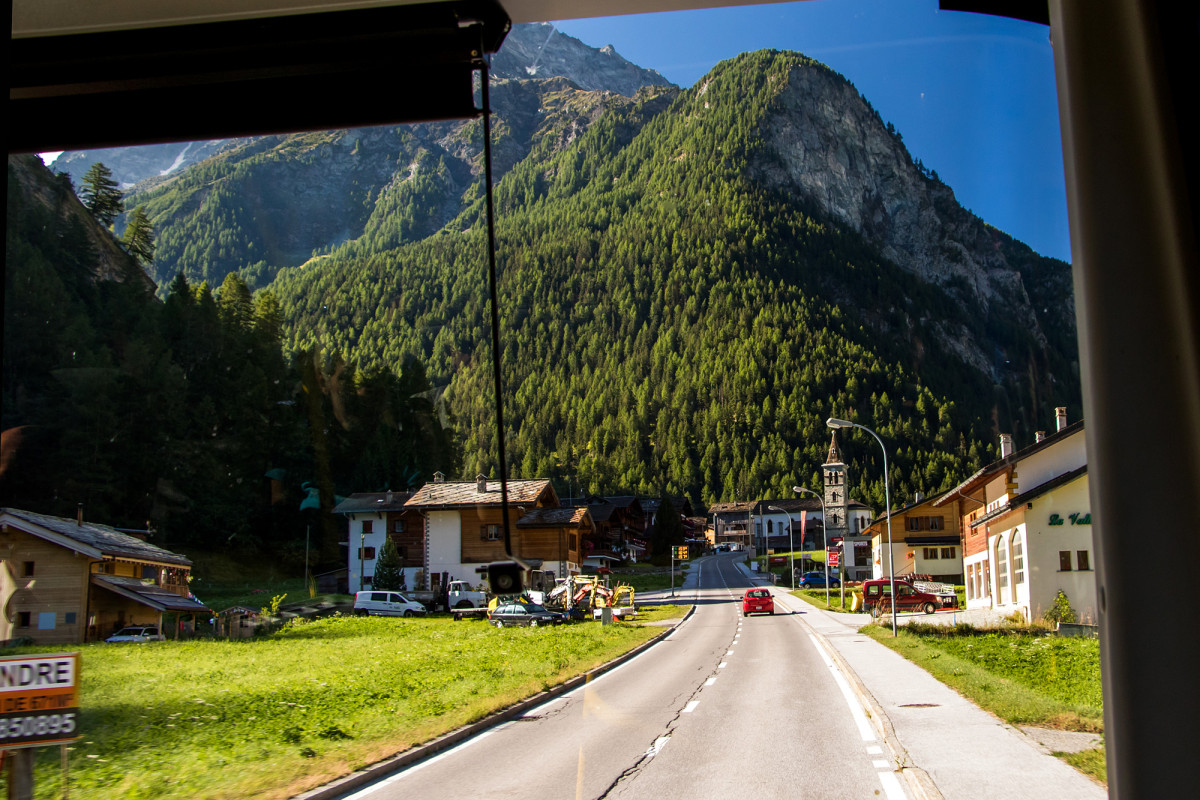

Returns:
0,507,209,645
708,502,755,549
582,495,648,564
400,474,593,592
865,492,964,584
333,491,425,594
934,408,1094,621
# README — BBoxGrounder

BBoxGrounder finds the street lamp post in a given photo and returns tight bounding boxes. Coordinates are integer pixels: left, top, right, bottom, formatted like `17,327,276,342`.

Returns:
826,417,897,636
767,506,794,588
792,487,830,607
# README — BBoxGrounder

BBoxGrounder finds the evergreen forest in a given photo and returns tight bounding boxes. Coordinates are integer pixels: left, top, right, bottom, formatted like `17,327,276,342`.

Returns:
4,48,1082,561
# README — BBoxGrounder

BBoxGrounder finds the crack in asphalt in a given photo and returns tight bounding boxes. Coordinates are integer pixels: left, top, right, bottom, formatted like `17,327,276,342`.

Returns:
595,561,742,799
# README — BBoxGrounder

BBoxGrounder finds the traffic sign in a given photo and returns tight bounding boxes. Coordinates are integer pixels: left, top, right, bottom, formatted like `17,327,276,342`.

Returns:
827,550,840,567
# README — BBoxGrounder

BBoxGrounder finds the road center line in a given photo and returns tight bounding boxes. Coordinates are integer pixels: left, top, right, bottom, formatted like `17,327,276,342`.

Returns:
682,701,700,713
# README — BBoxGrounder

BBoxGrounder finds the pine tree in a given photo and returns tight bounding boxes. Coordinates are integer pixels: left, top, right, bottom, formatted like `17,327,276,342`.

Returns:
80,162,123,227
372,537,404,591
123,205,155,266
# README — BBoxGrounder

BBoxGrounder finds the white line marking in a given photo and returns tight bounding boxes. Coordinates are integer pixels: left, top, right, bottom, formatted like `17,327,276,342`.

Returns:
705,677,717,686
873,759,890,768
683,701,700,713
867,745,883,754
646,735,671,758
878,770,908,799
341,728,501,797
726,650,734,655
718,662,728,669
805,632,876,742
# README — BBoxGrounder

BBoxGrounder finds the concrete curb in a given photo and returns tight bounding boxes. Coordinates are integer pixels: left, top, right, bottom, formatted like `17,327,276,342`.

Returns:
292,605,697,800
799,617,943,800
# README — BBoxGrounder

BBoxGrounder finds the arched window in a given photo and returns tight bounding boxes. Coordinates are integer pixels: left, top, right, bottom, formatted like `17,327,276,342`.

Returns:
1013,532,1025,585
996,536,1009,602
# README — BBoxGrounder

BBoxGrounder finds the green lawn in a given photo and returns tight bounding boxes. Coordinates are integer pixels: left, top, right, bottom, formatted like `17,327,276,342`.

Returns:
862,623,1105,784
3,614,669,800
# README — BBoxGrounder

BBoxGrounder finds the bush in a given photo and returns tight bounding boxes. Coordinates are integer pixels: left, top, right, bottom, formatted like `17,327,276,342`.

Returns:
1044,589,1077,624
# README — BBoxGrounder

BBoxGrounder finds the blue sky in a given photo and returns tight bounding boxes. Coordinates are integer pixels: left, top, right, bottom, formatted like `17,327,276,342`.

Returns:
554,0,1070,262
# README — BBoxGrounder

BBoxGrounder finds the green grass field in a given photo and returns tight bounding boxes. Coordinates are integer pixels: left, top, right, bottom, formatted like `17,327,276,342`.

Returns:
3,613,678,800
863,623,1105,784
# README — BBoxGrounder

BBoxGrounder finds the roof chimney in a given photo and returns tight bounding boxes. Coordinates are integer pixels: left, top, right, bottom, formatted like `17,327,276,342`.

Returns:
1000,434,1014,458
1055,406,1068,432
76,503,83,526
1035,431,1047,443
476,474,488,493
433,472,445,484
385,490,393,504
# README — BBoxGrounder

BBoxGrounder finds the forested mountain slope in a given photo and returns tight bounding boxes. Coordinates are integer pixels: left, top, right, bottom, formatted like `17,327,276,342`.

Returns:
268,50,1080,509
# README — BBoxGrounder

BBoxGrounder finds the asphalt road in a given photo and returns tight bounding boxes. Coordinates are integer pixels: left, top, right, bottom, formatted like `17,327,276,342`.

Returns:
336,553,907,800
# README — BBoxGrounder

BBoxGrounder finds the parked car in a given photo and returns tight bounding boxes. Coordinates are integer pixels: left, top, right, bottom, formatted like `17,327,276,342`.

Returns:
353,591,427,617
741,588,774,616
860,578,958,615
490,602,564,628
796,571,841,588
105,626,165,643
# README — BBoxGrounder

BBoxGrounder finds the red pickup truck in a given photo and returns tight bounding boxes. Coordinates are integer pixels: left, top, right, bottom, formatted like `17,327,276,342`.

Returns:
861,578,959,615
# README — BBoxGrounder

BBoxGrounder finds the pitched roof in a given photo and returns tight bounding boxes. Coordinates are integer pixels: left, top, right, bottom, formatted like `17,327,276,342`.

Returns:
333,491,415,514
708,502,755,514
91,574,210,612
1,507,192,567
935,420,1086,506
517,507,592,528
968,465,1090,529
404,479,553,509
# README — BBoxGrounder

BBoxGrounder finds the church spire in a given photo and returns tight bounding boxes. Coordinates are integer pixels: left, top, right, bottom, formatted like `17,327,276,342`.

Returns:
826,431,843,465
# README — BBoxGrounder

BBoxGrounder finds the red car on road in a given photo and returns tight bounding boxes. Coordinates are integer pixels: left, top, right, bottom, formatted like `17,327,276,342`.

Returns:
742,588,774,616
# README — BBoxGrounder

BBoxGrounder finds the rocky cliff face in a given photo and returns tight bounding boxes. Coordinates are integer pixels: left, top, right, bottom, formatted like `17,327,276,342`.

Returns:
750,61,1070,379
47,23,671,192
491,22,673,97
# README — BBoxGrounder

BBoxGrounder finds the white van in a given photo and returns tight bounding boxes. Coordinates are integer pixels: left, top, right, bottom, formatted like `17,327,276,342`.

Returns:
353,591,427,617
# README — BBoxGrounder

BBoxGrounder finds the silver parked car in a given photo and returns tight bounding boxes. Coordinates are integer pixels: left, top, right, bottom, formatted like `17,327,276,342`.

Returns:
105,626,166,643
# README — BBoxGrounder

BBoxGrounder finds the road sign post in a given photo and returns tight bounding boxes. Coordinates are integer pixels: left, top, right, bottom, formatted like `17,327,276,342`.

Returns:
1,652,81,799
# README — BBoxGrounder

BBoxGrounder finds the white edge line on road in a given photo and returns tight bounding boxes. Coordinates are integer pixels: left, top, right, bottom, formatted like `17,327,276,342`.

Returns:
805,630,876,743
878,769,908,799
340,728,502,798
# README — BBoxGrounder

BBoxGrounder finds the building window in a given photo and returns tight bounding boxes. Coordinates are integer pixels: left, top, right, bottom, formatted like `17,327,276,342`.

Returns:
362,520,374,533
996,537,1009,593
17,612,31,628
929,517,944,531
38,613,56,630
767,520,774,534
22,561,34,577
358,547,376,560
393,519,405,533
923,547,940,560
1059,550,1072,571
363,575,373,586
1012,536,1025,584
65,612,77,625
1077,550,1090,571
482,524,501,541
941,547,955,559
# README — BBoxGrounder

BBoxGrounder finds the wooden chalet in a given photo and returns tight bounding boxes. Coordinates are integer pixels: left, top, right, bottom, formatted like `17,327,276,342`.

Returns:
0,507,208,645
403,475,592,588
